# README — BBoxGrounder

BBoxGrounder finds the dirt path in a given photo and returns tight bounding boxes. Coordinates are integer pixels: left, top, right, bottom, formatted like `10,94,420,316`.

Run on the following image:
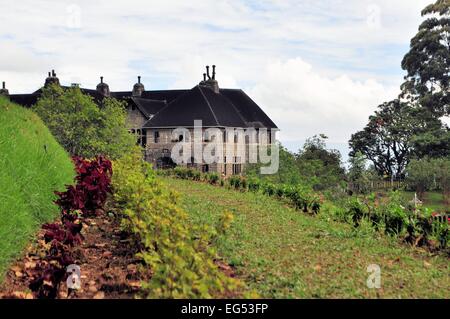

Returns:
0,213,150,299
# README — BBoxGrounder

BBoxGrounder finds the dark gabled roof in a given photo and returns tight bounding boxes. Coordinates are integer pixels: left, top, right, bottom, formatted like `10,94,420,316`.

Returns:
143,85,248,128
140,90,188,103
9,94,39,107
129,97,167,118
143,85,278,129
8,83,277,130
111,90,187,104
220,89,278,129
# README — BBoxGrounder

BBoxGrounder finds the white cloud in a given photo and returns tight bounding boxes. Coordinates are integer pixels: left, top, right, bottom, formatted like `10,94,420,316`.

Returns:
248,58,398,146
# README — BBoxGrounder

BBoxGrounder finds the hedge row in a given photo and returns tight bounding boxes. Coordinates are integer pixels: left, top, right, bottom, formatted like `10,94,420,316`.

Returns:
112,150,243,298
343,193,448,249
159,167,322,215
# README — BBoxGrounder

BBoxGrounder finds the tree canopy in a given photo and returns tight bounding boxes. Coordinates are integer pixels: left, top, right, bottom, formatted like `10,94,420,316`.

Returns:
33,85,135,159
350,0,450,178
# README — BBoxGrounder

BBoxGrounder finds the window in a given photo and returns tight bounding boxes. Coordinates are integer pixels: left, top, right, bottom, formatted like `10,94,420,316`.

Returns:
154,131,160,143
179,134,184,142
141,129,147,147
137,129,141,145
232,164,242,175
187,157,195,168
223,156,227,174
202,164,209,173
232,156,242,175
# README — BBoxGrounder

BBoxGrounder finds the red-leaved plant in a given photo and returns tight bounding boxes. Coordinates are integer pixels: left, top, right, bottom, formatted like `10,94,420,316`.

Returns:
29,156,112,298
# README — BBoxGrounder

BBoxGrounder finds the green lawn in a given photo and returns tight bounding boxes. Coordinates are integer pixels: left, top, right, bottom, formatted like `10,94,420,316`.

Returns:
0,97,74,280
163,177,449,299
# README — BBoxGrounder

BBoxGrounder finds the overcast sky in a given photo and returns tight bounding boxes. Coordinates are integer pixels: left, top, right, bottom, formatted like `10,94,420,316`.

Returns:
0,0,431,161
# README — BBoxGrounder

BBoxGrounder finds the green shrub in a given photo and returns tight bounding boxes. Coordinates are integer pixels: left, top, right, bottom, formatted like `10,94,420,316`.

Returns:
112,149,241,298
262,183,276,196
346,197,366,228
228,176,242,190
32,84,135,159
248,179,261,192
206,173,220,185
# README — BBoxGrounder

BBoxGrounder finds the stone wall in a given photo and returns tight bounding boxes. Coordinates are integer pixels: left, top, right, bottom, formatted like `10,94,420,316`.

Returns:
126,106,147,130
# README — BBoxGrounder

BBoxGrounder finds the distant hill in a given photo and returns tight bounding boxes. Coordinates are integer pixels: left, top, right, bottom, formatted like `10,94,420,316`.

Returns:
0,97,74,279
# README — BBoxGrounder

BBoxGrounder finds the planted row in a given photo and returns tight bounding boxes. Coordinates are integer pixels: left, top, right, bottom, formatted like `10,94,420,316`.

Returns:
161,167,322,215
112,150,242,298
344,193,448,250
29,157,112,298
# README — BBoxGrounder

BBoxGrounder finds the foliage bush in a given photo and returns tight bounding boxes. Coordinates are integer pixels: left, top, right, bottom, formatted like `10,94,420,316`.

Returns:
112,150,241,298
32,84,135,159
342,191,448,250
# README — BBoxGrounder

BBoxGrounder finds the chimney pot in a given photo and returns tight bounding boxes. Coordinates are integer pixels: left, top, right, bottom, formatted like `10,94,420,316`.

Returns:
100,76,103,83
138,76,141,83
206,66,211,79
0,81,9,95
52,70,56,77
212,65,216,80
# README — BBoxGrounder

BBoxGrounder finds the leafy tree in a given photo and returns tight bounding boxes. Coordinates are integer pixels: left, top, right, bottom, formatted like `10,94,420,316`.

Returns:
245,136,345,191
347,152,377,194
349,100,415,178
409,112,450,158
33,84,135,159
406,157,450,202
245,143,302,185
401,0,449,117
296,134,345,190
405,158,439,197
351,1,450,178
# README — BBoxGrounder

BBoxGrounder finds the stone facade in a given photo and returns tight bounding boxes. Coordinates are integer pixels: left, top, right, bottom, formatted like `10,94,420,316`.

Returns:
143,127,273,176
125,105,148,147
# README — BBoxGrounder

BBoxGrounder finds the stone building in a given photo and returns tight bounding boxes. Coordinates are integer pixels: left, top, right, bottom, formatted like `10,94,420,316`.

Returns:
3,66,278,176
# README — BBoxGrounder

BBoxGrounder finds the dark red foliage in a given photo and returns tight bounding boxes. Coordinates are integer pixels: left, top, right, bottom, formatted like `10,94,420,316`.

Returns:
30,156,113,298
55,156,112,217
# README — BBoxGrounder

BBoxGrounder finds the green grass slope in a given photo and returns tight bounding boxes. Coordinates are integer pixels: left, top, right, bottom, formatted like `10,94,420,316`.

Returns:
163,177,450,299
0,97,74,279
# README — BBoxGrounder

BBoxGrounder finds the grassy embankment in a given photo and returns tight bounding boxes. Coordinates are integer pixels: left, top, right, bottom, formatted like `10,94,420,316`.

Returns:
163,177,449,299
0,97,74,280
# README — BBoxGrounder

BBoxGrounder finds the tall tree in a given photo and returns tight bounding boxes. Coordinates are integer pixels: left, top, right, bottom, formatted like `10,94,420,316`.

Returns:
401,0,450,117
349,100,415,178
